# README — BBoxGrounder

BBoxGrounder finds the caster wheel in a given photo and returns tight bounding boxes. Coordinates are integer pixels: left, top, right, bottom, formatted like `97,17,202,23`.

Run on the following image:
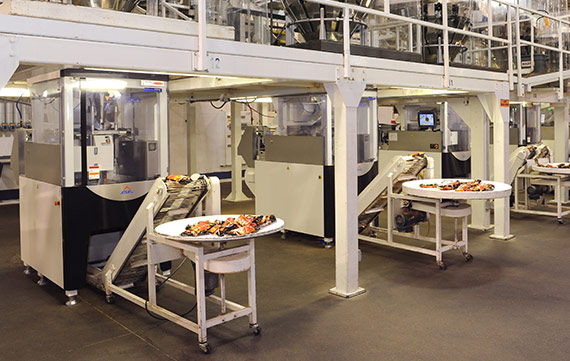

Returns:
437,262,447,270
558,219,564,224
463,253,473,262
250,324,261,335
198,343,211,354
106,294,115,304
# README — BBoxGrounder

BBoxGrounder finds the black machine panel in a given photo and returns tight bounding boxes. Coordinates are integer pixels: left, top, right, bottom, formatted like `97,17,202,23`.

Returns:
60,186,145,290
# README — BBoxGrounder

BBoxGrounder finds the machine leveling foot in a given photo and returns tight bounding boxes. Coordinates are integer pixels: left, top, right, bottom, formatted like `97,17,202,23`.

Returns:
23,266,31,275
558,218,564,224
105,294,115,304
37,274,47,286
437,261,447,270
250,323,262,335
65,290,78,306
322,238,334,249
65,296,78,307
280,230,287,239
198,342,211,354
463,252,473,262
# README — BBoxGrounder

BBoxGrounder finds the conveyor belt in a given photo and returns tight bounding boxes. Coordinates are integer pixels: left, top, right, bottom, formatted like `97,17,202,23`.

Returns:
358,154,428,232
88,176,210,290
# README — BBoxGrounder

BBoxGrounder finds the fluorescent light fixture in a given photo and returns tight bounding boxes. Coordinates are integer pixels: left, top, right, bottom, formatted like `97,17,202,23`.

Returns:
83,67,256,81
389,86,468,95
81,79,128,90
252,97,273,103
230,97,273,103
0,87,30,97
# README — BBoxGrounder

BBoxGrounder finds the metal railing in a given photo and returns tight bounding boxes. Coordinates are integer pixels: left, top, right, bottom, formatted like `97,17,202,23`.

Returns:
26,0,570,97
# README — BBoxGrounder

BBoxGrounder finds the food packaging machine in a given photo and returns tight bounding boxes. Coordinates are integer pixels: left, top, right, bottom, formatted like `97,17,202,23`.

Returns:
20,69,171,304
239,92,378,246
378,102,470,179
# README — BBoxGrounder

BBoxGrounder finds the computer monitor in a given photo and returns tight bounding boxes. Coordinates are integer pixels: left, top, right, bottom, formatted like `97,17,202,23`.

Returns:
418,111,436,128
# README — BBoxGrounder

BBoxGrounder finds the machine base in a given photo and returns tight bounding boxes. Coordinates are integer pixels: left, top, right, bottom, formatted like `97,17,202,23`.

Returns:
489,233,515,241
468,224,494,231
329,287,366,298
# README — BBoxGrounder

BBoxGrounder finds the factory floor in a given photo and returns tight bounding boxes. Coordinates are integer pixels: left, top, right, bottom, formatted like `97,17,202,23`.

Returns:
1,183,570,361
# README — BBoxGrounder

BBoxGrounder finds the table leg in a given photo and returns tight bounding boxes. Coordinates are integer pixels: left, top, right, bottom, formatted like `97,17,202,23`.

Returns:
220,274,226,314
147,241,157,306
247,240,259,333
436,201,444,269
195,248,208,345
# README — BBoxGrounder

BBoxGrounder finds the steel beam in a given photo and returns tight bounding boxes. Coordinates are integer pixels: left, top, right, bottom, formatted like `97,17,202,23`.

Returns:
478,83,514,240
553,102,569,202
186,103,198,175
325,73,366,298
225,102,250,202
448,97,492,230
0,36,18,90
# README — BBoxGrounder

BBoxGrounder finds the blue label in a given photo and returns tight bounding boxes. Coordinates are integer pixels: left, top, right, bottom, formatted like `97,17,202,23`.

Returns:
121,186,134,195
144,88,163,93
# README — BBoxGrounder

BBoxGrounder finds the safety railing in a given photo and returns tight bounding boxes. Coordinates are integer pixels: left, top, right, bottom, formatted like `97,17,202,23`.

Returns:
15,0,570,96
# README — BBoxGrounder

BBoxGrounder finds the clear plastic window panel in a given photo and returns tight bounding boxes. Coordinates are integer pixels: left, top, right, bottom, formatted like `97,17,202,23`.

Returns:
277,95,327,136
30,79,62,144
73,77,162,186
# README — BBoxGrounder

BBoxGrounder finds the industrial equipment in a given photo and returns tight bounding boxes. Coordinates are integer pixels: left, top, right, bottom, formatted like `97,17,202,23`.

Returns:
20,69,170,304
108,211,283,353
378,102,470,178
511,160,570,223
240,92,378,246
357,154,511,268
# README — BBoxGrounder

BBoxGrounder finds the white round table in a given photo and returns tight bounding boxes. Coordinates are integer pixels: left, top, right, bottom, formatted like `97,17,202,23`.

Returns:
532,164,570,175
155,214,285,242
402,179,511,200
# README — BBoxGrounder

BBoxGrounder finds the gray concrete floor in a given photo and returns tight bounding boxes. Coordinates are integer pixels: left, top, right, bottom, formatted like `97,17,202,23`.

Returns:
2,184,570,360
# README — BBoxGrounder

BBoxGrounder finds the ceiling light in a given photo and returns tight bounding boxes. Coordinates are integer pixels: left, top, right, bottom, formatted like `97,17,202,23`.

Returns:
0,87,30,97
81,79,128,90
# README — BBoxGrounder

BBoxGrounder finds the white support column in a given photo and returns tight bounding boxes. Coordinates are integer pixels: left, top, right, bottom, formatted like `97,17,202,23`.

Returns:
448,98,492,230
478,83,514,240
325,76,366,299
0,37,19,90
226,102,250,202
186,103,198,175
554,102,569,202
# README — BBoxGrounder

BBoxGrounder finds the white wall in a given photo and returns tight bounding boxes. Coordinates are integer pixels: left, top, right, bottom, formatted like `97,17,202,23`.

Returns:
168,102,230,175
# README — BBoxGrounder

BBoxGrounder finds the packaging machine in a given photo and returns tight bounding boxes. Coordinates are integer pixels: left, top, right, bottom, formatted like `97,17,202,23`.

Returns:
378,102,470,178
20,69,171,304
239,92,378,246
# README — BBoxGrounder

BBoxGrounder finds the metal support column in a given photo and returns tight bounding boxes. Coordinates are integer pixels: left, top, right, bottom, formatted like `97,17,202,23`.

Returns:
186,103,198,175
325,75,366,298
226,102,250,202
554,102,569,202
479,83,514,240
448,98,492,230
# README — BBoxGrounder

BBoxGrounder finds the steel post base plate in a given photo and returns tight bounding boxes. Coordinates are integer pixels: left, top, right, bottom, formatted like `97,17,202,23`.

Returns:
328,287,366,298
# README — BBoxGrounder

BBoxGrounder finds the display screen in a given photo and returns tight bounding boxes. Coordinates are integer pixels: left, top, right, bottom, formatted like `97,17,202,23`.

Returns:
418,112,435,127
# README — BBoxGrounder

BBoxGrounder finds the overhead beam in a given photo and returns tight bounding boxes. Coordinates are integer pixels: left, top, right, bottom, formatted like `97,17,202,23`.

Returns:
0,36,19,89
